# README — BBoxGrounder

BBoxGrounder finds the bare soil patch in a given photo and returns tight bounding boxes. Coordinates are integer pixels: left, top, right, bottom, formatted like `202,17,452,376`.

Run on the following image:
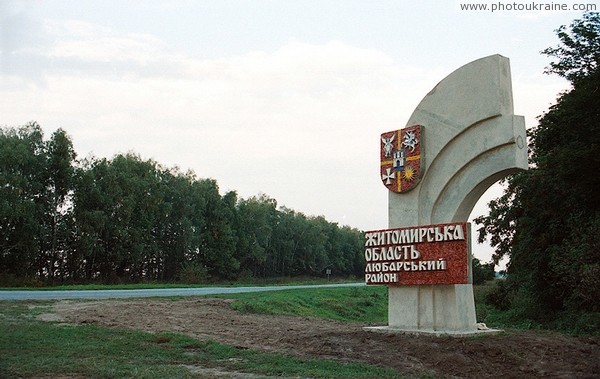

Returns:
50,298,599,378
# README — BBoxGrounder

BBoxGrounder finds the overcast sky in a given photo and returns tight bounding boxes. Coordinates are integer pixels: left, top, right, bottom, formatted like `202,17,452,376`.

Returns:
1,1,587,264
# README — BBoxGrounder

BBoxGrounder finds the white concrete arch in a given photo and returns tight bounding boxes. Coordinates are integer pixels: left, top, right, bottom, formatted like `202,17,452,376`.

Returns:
424,115,527,224
388,54,527,229
385,54,528,333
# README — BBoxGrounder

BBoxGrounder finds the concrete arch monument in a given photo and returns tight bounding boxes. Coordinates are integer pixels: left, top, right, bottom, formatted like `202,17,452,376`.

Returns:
367,54,528,334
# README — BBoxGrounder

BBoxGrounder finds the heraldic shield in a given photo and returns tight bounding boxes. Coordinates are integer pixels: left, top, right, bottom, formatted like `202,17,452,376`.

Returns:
380,125,423,193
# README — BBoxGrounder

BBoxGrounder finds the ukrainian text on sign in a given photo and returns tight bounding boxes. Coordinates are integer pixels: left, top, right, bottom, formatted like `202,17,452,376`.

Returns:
364,222,469,286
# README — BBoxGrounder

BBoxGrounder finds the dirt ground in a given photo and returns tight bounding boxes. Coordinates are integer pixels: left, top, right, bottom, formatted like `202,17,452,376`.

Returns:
46,298,599,378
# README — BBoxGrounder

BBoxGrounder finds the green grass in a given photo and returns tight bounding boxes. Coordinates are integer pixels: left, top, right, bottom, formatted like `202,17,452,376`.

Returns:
0,282,215,291
2,321,401,378
473,280,600,335
0,294,401,379
0,276,359,290
218,285,388,324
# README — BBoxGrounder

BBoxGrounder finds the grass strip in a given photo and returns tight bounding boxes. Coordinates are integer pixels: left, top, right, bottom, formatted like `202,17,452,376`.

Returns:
219,285,388,324
0,276,357,291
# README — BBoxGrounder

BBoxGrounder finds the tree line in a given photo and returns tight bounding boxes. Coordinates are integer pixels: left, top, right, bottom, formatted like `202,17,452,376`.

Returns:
0,124,365,285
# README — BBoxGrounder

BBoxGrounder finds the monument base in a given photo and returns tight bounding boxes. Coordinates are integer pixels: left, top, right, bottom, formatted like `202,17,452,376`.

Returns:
387,284,479,333
363,325,503,337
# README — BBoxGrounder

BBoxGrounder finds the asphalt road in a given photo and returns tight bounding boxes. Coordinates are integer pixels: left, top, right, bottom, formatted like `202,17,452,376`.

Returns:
0,282,365,300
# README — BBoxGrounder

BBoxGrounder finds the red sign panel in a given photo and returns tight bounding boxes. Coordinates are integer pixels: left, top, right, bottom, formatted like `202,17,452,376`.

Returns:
380,125,423,193
364,222,469,286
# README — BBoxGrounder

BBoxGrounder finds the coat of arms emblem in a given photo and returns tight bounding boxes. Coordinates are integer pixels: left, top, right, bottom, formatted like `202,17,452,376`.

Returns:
380,125,423,193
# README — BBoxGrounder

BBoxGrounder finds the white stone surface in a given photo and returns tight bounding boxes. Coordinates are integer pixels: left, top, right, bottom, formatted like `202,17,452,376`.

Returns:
385,54,528,333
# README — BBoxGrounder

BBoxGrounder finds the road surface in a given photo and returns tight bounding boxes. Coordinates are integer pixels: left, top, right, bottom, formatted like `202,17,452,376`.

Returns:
0,282,365,300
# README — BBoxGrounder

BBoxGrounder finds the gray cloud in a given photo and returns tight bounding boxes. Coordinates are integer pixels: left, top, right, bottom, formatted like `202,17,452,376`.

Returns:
1,1,51,83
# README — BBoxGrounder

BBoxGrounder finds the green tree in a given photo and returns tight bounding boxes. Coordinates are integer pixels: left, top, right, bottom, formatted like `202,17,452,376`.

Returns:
269,206,300,277
0,123,46,281
156,169,197,281
541,12,600,83
476,13,600,328
299,216,331,276
0,124,76,283
188,178,239,280
72,154,165,282
234,194,277,278
42,129,76,282
471,258,495,285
